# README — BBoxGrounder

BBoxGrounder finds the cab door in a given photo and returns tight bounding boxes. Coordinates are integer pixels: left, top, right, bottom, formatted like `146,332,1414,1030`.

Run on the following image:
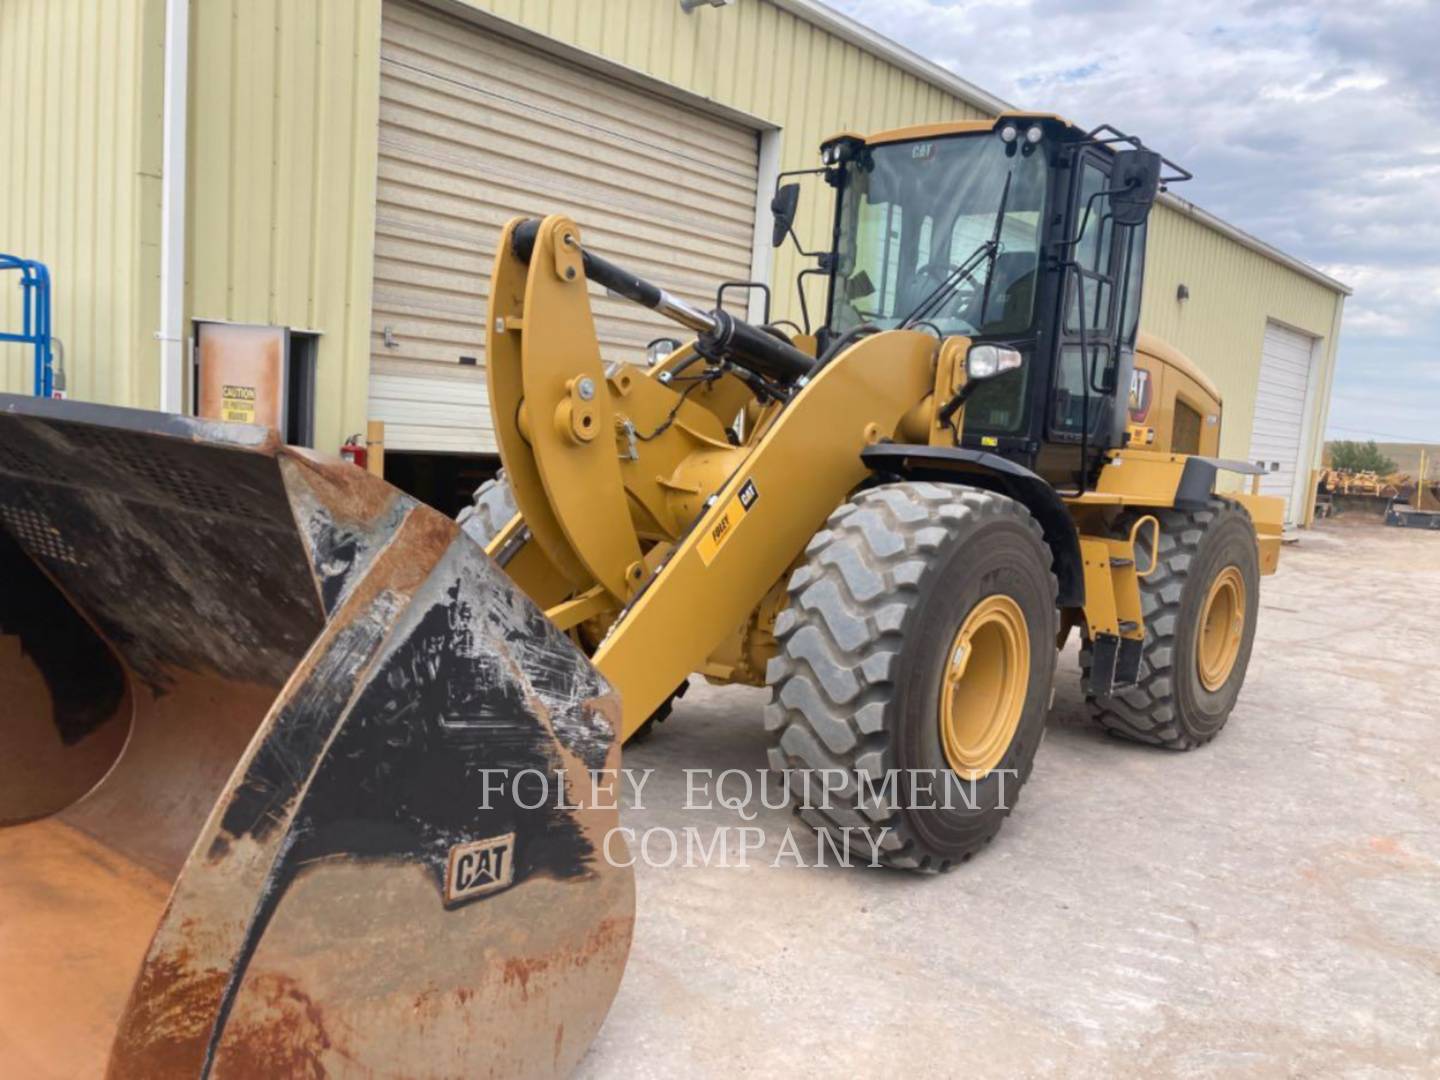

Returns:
1035,152,1147,490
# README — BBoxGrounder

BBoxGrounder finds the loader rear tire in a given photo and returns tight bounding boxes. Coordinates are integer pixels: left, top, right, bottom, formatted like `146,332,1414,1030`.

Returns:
457,472,518,549
1084,499,1260,749
765,483,1058,873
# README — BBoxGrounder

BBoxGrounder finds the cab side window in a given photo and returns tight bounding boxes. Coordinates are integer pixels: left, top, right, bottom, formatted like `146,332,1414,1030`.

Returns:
1066,163,1114,334
1117,220,1147,347
1052,160,1120,437
852,200,905,319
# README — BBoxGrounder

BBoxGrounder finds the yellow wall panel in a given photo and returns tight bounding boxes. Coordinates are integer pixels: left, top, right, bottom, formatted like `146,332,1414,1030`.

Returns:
186,0,382,449
0,0,160,405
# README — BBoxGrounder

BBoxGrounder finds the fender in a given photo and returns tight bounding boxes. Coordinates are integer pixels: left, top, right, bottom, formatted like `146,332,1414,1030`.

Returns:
1175,454,1264,511
861,443,1085,608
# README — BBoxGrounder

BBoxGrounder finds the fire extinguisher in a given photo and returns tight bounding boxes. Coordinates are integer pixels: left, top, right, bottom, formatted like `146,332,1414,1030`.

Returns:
340,434,368,470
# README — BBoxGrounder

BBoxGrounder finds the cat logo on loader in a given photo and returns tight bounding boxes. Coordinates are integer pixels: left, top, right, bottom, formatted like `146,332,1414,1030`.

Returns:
446,833,517,905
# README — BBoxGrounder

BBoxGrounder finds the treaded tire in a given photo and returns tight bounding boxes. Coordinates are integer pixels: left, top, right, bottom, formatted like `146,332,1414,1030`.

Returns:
764,482,1058,873
457,472,518,549
1084,498,1261,750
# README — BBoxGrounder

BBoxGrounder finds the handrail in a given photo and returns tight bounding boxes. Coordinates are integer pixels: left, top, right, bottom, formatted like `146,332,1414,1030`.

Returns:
0,254,56,397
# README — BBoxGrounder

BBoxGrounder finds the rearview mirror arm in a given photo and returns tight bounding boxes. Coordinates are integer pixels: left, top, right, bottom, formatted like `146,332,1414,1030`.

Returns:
772,169,831,259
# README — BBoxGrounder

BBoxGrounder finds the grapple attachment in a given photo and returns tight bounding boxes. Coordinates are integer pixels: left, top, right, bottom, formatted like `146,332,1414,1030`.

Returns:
0,395,632,1077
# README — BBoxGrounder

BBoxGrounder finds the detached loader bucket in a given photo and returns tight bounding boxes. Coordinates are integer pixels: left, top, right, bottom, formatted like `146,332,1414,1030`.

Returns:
0,395,632,1078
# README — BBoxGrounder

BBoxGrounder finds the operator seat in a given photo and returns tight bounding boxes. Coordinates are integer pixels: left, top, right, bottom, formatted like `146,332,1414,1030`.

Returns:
986,250,1038,331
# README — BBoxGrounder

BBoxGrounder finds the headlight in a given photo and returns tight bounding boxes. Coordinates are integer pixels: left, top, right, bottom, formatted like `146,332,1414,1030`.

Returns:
966,344,1023,380
644,337,682,367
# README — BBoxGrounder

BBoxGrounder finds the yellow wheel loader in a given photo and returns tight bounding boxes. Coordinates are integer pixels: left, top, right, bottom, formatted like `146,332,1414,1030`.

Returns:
0,112,1282,1075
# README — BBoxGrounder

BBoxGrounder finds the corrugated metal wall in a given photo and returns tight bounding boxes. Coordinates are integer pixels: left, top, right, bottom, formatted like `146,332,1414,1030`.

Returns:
181,0,992,452
2,0,1345,479
186,0,383,450
0,0,162,405
1142,202,1343,473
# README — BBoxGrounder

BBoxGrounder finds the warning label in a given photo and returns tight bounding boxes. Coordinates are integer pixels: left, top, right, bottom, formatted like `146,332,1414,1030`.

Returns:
698,479,759,567
221,384,257,424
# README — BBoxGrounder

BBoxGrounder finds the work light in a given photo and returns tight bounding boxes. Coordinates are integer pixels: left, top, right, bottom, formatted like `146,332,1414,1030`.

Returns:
967,344,1023,380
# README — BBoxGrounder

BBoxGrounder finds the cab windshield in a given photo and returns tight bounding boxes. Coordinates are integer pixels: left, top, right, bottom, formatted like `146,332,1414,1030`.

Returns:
829,132,1048,339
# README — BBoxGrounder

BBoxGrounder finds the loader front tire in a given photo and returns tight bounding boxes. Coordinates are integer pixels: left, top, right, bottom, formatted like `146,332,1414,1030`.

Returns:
1085,499,1260,749
765,483,1058,873
457,472,518,549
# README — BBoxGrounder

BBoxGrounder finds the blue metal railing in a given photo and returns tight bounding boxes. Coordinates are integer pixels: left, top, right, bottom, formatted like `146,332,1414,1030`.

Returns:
0,253,56,397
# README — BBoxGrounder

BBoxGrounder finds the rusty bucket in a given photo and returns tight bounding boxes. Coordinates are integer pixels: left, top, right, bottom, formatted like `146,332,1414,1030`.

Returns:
0,395,633,1077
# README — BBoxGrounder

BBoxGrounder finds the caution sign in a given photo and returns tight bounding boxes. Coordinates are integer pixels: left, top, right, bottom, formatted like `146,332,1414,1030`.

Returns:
221,384,258,424
698,479,759,567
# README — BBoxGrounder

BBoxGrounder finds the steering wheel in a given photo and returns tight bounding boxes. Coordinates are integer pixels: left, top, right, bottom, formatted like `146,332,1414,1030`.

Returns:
916,260,979,322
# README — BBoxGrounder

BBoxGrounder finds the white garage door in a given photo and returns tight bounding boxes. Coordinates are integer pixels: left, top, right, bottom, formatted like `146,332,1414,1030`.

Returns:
1248,321,1317,525
369,0,761,453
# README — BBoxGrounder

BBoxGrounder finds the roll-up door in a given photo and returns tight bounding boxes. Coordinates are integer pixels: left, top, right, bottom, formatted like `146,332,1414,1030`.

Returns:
1249,320,1318,525
370,0,760,453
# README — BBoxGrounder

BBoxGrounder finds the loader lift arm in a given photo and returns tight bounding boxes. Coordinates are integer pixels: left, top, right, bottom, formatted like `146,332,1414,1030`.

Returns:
490,214,941,739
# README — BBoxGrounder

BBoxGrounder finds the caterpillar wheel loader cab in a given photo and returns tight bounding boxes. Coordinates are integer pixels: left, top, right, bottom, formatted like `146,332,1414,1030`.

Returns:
0,113,1283,1077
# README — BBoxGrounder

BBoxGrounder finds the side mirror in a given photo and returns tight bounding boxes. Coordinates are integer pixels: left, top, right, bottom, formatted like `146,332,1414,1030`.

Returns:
770,183,800,248
1110,149,1162,226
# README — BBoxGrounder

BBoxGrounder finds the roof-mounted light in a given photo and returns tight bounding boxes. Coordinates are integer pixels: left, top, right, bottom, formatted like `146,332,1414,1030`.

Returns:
999,125,1018,144
1025,125,1043,144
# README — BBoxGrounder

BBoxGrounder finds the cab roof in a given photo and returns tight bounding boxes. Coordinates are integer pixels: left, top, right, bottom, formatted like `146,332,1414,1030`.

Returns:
825,112,1084,150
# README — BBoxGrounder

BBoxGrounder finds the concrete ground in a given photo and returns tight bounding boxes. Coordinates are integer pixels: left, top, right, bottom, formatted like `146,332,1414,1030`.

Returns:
578,518,1440,1078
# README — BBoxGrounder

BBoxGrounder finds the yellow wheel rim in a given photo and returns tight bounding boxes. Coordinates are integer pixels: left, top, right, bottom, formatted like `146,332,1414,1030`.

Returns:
938,595,1030,780
1196,566,1246,691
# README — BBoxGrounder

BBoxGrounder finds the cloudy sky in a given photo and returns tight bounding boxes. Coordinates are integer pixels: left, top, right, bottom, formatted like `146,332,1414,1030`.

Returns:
826,0,1440,445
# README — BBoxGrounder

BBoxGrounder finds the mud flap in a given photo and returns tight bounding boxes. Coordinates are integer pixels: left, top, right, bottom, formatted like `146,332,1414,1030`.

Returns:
0,395,632,1078
1083,632,1144,695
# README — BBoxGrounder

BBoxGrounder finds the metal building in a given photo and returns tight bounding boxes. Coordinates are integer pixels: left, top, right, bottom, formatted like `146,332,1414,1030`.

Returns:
0,0,1348,525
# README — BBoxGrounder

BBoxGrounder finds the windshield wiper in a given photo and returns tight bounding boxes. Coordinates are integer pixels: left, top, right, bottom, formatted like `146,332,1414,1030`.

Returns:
899,238,996,329
900,170,1014,330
